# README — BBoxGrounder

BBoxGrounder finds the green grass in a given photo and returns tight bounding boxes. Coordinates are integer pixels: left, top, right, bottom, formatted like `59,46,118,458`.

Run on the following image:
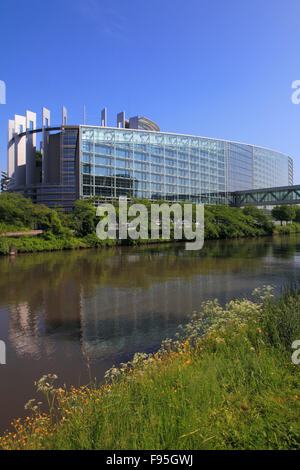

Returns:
0,222,33,233
275,222,300,235
0,234,82,254
0,232,117,255
1,287,300,450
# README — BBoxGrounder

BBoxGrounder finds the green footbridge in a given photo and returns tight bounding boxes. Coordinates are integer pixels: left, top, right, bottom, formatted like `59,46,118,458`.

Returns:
229,185,300,207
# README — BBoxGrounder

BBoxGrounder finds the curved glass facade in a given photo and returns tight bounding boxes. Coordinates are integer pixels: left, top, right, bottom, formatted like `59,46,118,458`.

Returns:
253,147,293,189
80,126,292,204
7,109,293,210
80,127,228,204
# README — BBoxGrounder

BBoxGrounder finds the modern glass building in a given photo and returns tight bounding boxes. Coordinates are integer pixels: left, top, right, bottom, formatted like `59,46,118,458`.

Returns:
7,107,293,210
80,126,293,204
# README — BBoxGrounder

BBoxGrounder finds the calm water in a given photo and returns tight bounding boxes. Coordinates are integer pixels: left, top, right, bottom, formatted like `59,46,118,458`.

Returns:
0,235,300,432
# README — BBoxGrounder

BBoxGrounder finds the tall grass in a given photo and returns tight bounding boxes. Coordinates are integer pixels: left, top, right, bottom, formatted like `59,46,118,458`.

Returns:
1,287,300,450
0,233,117,255
275,223,300,235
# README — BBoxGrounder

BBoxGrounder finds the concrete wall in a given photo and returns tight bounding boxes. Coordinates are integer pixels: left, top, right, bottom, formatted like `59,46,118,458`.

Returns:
48,133,61,184
14,115,26,186
25,111,36,186
117,111,125,128
129,116,139,129
42,107,51,183
7,120,15,181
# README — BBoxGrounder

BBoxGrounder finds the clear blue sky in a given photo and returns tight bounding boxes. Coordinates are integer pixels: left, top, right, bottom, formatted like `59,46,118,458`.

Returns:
1,0,300,181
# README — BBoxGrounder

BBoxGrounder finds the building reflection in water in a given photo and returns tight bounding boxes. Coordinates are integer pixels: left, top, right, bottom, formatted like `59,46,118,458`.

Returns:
3,237,282,364
1,237,300,432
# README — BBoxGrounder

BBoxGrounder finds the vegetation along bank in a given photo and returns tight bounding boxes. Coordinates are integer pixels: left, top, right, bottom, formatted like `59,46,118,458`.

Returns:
1,286,300,450
0,193,300,255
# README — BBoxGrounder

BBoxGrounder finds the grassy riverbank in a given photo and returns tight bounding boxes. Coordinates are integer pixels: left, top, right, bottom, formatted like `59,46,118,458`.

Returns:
275,222,300,235
1,287,300,450
1,193,300,255
0,193,281,255
0,232,117,255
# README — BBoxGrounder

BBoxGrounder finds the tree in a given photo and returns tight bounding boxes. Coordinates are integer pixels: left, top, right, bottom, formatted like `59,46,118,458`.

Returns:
72,199,96,236
294,206,300,223
33,204,63,234
271,205,296,225
0,193,64,234
243,204,264,221
242,205,273,234
0,193,35,226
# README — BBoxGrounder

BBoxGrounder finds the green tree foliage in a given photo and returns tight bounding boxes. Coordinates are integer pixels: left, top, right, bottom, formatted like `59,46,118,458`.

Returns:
33,204,63,235
203,204,273,239
271,205,296,225
242,205,274,233
3,193,296,256
72,200,96,237
294,206,300,223
0,193,63,234
0,193,35,227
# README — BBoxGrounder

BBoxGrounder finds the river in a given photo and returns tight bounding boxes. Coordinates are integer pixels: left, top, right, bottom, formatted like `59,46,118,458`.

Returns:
0,235,300,432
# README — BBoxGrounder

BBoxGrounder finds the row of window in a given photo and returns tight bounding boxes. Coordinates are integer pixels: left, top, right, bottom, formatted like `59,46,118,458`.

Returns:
82,151,225,166
82,165,223,179
82,141,225,156
82,161,224,174
82,185,226,197
82,157,225,173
